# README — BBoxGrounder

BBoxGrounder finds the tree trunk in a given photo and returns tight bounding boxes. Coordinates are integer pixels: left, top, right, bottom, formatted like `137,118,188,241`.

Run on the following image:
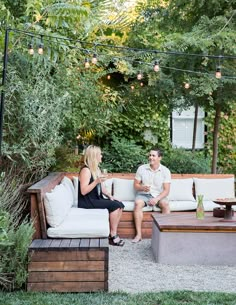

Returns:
192,103,198,152
211,103,221,173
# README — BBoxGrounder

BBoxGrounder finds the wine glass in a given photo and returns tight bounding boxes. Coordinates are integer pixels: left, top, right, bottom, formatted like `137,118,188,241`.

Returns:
101,168,108,176
100,168,108,180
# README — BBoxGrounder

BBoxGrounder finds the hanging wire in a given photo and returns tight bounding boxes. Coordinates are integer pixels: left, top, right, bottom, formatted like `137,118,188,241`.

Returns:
7,28,236,79
9,28,236,60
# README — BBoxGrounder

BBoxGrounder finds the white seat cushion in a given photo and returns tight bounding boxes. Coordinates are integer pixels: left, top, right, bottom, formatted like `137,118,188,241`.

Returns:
153,200,197,212
113,178,136,201
194,177,235,200
44,184,73,227
47,208,109,238
168,178,195,201
122,200,153,212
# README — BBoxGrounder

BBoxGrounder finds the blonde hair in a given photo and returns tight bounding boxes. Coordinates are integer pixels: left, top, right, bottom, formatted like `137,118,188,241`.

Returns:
83,145,101,179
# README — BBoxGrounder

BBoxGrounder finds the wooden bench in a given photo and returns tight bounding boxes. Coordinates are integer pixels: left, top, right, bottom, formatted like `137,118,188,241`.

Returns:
27,173,109,292
27,238,109,292
28,172,235,240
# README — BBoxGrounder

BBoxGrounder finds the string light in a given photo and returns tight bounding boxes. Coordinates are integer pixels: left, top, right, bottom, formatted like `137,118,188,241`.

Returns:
131,85,135,90
14,29,235,79
153,60,160,72
91,54,97,64
107,74,111,80
137,71,142,80
184,82,190,89
38,36,44,55
215,66,222,79
140,82,144,87
28,43,34,55
38,43,44,54
84,58,90,68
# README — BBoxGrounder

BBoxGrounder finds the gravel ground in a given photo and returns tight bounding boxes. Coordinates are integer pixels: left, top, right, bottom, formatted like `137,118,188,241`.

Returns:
109,239,236,293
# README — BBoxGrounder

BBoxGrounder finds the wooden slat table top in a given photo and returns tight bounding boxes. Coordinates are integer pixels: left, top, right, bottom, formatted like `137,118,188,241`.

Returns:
29,238,108,250
152,212,236,232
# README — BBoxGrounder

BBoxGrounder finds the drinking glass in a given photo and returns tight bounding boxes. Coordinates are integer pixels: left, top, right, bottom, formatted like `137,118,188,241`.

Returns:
101,168,108,178
101,168,108,177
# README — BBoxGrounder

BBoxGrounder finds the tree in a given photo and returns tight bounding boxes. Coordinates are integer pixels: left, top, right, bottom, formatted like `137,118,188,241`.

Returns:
126,0,236,172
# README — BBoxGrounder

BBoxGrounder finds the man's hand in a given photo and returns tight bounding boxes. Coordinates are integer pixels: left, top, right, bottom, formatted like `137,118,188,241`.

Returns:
143,185,151,192
148,197,159,206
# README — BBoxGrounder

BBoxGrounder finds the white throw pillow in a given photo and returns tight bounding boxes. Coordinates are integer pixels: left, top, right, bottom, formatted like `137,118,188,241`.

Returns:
113,178,136,201
168,178,195,201
194,177,235,200
61,176,76,207
72,176,79,206
44,184,72,227
103,178,113,196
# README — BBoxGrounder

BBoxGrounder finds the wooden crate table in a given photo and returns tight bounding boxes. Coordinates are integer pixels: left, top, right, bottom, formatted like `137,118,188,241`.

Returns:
151,212,236,265
27,238,109,292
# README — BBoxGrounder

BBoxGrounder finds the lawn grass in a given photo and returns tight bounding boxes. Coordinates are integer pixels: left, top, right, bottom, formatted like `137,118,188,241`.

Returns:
0,291,236,305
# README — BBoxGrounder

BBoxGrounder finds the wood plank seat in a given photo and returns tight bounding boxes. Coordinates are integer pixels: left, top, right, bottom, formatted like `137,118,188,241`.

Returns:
27,238,109,292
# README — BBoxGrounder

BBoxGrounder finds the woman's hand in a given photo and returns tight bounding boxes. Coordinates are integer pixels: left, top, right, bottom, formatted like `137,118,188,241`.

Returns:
98,175,107,184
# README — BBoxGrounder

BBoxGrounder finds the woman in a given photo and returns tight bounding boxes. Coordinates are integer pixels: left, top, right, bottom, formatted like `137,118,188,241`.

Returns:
78,145,125,246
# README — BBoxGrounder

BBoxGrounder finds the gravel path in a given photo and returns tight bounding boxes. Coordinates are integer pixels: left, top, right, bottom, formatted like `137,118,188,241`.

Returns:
109,239,236,293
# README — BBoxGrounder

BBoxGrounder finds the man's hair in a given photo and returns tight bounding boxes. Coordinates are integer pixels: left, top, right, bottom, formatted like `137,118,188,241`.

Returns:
150,147,163,157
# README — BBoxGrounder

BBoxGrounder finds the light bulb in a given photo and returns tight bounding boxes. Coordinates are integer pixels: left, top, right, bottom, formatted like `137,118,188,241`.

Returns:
91,54,97,64
137,71,142,80
131,85,135,90
153,61,159,72
38,43,44,55
107,75,111,80
215,67,221,79
28,43,34,55
85,58,90,68
184,82,190,89
140,82,144,87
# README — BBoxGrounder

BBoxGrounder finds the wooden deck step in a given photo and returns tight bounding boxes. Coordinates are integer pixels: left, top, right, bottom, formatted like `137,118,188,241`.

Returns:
27,238,109,292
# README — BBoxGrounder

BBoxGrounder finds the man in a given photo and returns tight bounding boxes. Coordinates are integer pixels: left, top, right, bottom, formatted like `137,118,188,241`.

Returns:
132,148,171,243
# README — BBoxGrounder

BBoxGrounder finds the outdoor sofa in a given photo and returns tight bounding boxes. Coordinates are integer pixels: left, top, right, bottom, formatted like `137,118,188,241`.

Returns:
28,172,235,240
26,172,235,293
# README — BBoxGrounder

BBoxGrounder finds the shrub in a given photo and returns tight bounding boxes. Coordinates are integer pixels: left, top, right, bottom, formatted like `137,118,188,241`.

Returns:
0,169,34,290
162,148,211,174
102,136,147,173
51,146,81,172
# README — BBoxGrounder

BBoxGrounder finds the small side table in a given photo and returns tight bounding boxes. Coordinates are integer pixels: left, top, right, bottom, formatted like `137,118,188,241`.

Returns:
213,199,236,221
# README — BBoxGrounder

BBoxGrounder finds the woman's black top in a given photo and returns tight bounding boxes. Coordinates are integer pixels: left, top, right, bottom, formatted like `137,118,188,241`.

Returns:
78,168,124,213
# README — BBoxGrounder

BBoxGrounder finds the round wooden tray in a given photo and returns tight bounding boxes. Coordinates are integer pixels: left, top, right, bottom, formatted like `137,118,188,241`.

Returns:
213,198,236,205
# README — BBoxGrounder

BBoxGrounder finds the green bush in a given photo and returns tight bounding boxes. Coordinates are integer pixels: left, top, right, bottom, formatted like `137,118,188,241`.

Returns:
0,170,34,291
102,136,147,173
162,148,211,174
51,146,81,173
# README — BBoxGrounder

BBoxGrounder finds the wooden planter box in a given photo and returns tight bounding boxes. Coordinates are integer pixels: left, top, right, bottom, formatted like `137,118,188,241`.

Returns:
27,238,109,292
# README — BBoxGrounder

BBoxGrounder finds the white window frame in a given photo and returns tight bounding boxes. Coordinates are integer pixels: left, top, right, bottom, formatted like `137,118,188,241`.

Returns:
172,106,205,149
